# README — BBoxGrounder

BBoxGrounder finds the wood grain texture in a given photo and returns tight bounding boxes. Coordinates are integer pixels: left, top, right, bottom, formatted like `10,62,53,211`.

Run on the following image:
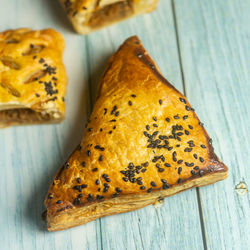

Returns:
174,0,250,249
0,0,248,249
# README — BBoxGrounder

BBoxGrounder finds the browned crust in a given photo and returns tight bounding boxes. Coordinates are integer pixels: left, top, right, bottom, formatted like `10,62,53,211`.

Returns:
47,171,227,231
45,36,228,231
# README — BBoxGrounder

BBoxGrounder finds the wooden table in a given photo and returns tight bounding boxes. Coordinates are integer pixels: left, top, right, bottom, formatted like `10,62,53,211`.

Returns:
0,0,249,249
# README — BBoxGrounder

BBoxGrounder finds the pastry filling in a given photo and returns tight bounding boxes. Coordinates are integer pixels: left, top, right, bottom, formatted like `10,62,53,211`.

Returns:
0,108,60,125
88,0,133,28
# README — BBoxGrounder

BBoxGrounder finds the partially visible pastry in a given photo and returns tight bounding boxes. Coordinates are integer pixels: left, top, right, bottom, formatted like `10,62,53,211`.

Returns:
59,0,159,34
45,36,228,231
0,28,67,128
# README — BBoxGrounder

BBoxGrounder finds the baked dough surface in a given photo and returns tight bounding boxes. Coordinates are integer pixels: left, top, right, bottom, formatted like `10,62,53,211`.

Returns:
59,0,159,34
0,28,67,127
45,36,228,231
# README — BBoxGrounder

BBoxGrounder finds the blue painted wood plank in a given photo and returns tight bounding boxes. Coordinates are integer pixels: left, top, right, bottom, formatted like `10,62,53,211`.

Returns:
174,0,250,249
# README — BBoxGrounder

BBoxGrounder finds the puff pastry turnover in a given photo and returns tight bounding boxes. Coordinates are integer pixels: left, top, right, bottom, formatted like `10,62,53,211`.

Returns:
0,28,67,128
45,36,228,231
59,0,159,34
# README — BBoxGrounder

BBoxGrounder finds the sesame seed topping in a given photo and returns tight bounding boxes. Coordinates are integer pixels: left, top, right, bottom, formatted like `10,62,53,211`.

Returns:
183,115,188,120
178,167,182,174
201,144,206,148
147,187,152,193
146,125,150,131
76,178,81,184
87,150,91,156
128,101,132,106
150,181,157,187
193,154,198,159
194,166,199,170
165,117,170,122
199,170,204,176
159,99,163,105
131,94,136,97
177,178,182,184
140,186,146,190
179,97,186,104
95,179,100,185
92,168,98,172
185,106,191,111
99,155,103,161
56,200,62,204
188,125,193,130
185,130,190,135
199,157,204,163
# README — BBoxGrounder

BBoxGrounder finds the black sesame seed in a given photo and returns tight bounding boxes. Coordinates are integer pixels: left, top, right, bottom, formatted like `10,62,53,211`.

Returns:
73,198,80,205
39,58,45,63
131,94,136,97
159,99,163,105
177,160,183,164
178,167,182,175
141,168,147,173
183,115,188,120
122,177,128,182
147,187,152,193
115,187,122,193
199,157,204,163
191,170,196,175
165,117,170,122
201,144,206,148
179,97,186,104
168,147,173,151
193,154,198,159
87,150,91,156
150,181,157,187
103,186,109,192
153,123,158,127
113,126,116,130
95,179,100,185
199,122,204,126
137,180,143,185
174,115,180,119
35,93,40,97
140,186,146,190
163,184,171,189
88,128,92,132
111,106,117,115
185,130,190,135
56,200,62,204
188,125,193,130
78,193,83,198
158,168,165,172
96,195,104,200
199,170,204,177
76,178,81,184
81,184,87,188
104,108,107,115
185,105,191,111
177,178,182,184
115,111,119,117
209,138,213,145
146,125,150,130
92,168,98,172
128,100,132,106
164,163,171,167
161,179,167,184
99,155,103,161
65,162,70,169
109,130,112,134
87,194,93,201
194,166,199,170
110,119,116,122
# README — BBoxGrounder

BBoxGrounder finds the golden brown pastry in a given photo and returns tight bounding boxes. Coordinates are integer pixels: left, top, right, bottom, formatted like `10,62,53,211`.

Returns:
45,36,228,231
0,28,67,128
59,0,159,34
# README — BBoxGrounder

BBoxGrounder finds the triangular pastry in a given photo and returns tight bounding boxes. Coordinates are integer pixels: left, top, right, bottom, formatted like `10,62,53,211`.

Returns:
0,28,67,128
45,36,228,231
59,0,159,34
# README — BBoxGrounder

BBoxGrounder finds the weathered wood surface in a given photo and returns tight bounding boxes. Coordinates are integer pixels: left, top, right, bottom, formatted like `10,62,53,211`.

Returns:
0,0,249,249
